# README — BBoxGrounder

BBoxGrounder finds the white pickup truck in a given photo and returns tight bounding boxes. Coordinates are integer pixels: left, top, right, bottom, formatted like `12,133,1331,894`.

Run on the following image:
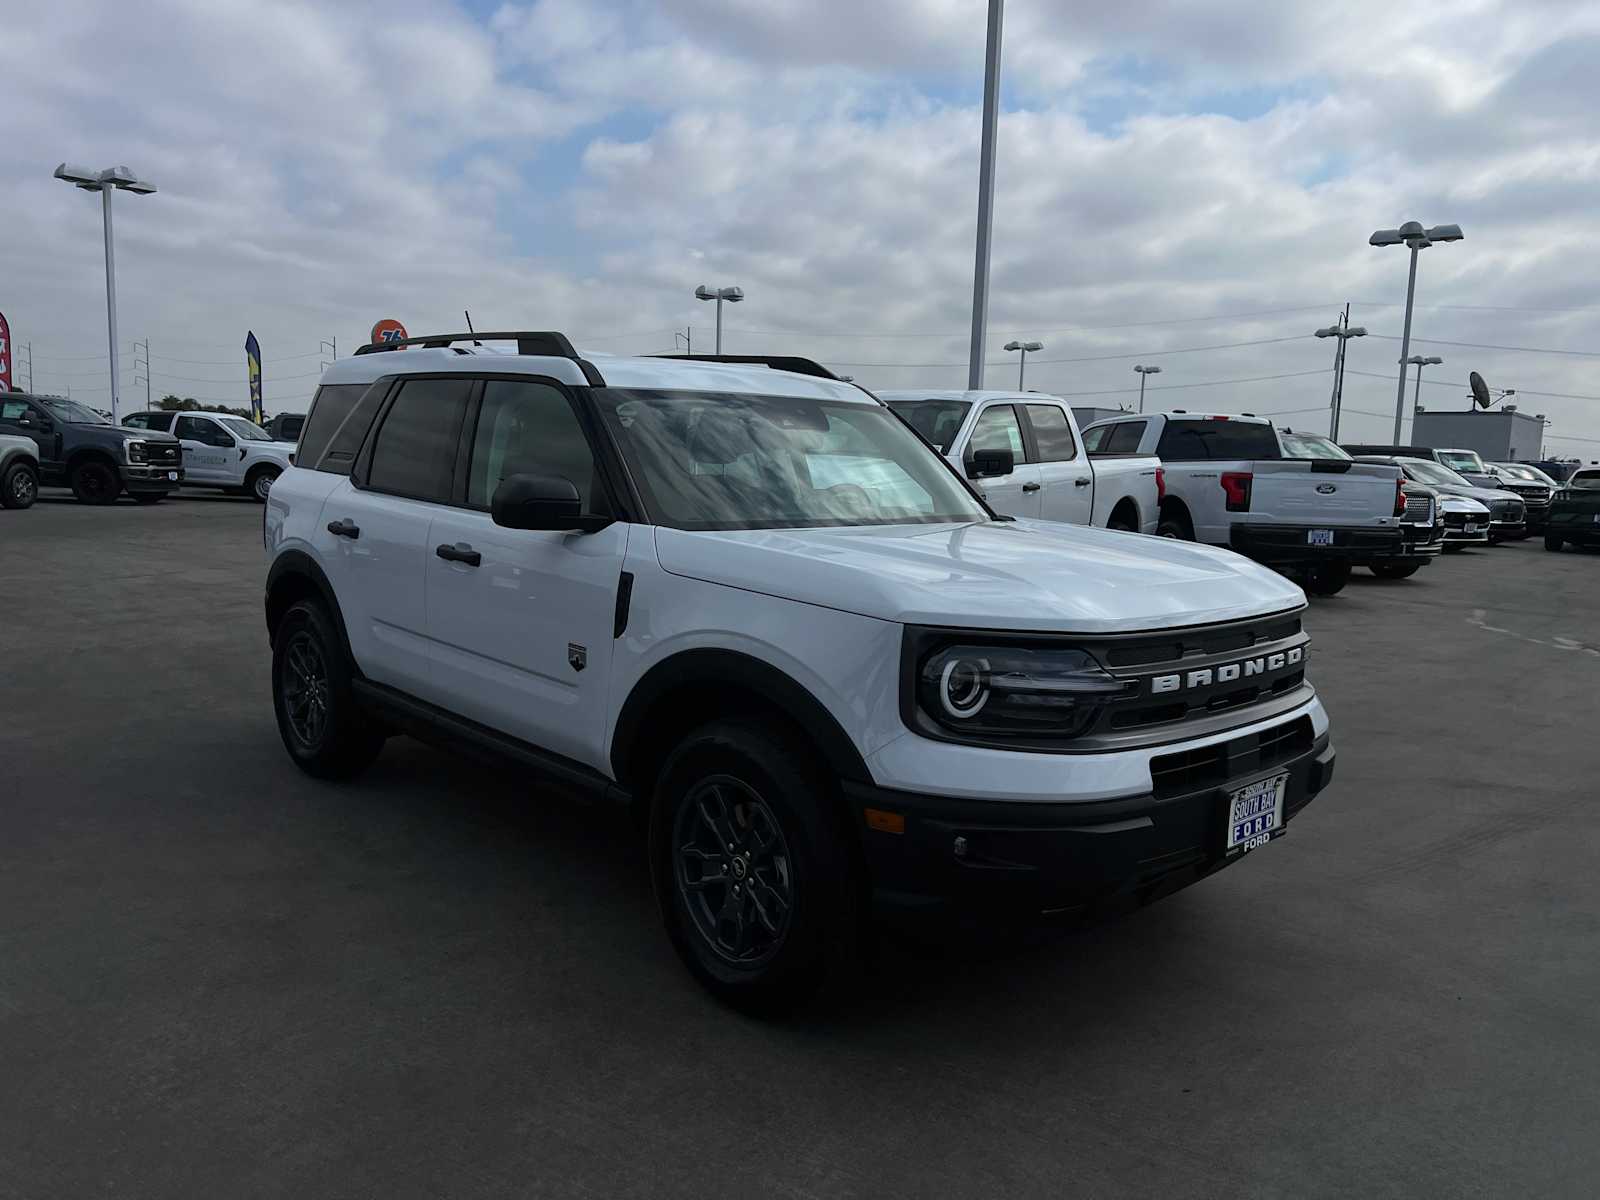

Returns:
122,409,296,501
880,390,1161,533
1082,411,1408,596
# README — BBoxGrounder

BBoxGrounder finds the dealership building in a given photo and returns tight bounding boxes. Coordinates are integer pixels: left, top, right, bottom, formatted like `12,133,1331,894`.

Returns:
1411,406,1546,462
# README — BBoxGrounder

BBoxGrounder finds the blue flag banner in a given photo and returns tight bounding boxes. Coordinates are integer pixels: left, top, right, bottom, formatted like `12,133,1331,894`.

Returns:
245,331,262,424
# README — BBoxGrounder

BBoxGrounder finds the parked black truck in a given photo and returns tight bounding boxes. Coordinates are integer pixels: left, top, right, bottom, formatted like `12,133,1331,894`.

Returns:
0,393,183,504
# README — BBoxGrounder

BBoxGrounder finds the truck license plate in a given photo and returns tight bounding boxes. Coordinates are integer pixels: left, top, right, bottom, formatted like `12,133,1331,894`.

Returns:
1226,773,1288,853
1306,529,1334,546
1464,523,1479,533
167,471,179,482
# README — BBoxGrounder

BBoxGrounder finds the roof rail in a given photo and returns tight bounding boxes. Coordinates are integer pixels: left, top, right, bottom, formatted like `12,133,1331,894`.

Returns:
648,353,841,381
353,330,604,385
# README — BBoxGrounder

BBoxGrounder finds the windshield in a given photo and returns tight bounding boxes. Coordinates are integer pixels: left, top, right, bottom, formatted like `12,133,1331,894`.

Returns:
219,417,274,442
1279,431,1351,460
41,399,111,425
1401,459,1473,488
1499,464,1556,485
596,389,991,531
1437,448,1486,473
884,400,972,454
1569,472,1600,490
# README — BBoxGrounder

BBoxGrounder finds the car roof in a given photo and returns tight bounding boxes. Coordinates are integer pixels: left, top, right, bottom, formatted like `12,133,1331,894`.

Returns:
876,389,1064,403
318,347,872,404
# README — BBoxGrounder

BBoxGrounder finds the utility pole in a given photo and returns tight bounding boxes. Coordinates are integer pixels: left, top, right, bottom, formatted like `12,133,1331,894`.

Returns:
321,337,337,363
675,328,692,355
21,342,33,392
133,338,151,411
966,0,1004,391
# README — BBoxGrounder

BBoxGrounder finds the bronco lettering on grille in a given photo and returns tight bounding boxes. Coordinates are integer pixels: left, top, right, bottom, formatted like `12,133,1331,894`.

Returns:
1150,646,1303,695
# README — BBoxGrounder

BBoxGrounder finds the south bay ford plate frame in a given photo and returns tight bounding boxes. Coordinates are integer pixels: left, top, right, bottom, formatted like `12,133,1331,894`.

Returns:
1226,772,1289,854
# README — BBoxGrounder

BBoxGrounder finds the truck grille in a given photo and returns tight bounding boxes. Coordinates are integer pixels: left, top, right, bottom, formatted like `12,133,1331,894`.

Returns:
1491,499,1525,522
1149,716,1314,798
1501,484,1550,509
1402,494,1434,524
143,443,182,467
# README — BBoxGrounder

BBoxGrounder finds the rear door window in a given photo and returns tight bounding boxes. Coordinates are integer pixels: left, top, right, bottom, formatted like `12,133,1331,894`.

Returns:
1024,405,1077,461
299,384,386,475
1156,419,1280,461
364,378,471,503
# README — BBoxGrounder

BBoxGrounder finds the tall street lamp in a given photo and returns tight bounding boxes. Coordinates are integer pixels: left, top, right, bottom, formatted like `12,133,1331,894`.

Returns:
1315,321,1367,439
54,163,158,425
1003,340,1042,389
694,285,743,355
1369,220,1463,442
966,0,1005,390
1406,354,1443,427
1133,364,1162,413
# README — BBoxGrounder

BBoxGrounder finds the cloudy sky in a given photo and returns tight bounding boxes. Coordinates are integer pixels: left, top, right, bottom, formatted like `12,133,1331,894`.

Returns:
4,0,1599,454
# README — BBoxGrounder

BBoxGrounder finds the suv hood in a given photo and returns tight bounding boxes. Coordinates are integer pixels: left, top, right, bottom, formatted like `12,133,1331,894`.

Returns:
654,519,1305,634
1428,482,1523,505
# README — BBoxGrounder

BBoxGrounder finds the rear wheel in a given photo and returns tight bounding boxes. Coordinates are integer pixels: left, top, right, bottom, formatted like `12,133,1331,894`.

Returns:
272,599,385,779
1156,511,1193,540
1370,561,1421,580
650,719,862,1012
1544,531,1566,552
1,461,38,509
69,460,121,505
1106,504,1138,533
1304,560,1352,596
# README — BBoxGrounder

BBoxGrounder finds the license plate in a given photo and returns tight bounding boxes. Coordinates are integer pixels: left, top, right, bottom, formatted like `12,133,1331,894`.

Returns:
1464,523,1479,533
1226,773,1288,853
167,471,179,482
1593,515,1600,524
1306,529,1334,546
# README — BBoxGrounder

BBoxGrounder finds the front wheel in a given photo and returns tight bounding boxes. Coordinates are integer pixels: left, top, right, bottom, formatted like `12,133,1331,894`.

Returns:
69,460,121,505
1304,560,1352,596
1370,561,1421,580
1,461,38,509
651,719,862,1012
272,599,386,780
1544,531,1566,552
247,465,280,503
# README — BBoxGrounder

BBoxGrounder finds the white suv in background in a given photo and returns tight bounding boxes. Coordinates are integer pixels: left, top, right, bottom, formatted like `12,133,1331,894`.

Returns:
264,333,1336,1009
124,410,295,501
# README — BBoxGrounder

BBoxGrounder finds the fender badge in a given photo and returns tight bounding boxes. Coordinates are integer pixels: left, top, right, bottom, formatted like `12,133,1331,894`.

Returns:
567,643,587,672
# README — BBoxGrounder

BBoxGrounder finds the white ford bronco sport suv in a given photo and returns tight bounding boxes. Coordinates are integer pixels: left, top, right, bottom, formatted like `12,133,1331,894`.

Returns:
264,332,1336,1009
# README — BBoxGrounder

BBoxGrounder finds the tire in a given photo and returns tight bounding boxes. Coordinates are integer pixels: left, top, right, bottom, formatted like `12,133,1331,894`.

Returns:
650,718,863,1012
1,461,38,510
69,459,121,505
1106,504,1138,534
1156,511,1193,540
131,492,165,505
246,465,280,503
271,599,386,780
1370,561,1421,580
1544,531,1565,552
1304,560,1352,596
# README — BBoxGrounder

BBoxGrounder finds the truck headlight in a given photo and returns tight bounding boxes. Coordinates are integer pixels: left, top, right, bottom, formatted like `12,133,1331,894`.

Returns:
911,637,1138,743
124,439,148,463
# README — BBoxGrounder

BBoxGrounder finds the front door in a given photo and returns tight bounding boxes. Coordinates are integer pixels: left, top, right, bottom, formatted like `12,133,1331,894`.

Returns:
424,377,627,772
0,399,58,472
964,403,1042,519
173,415,235,483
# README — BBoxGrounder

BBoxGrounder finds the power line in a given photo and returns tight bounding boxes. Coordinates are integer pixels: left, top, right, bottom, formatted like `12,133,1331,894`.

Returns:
1044,368,1332,400
1343,368,1600,402
832,335,1311,369
1355,300,1600,315
1367,334,1600,358
727,304,1340,340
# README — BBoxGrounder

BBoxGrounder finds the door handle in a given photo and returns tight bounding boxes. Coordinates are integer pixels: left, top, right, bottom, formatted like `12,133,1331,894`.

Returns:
1074,477,1092,487
1021,482,1041,493
436,542,482,567
327,519,360,539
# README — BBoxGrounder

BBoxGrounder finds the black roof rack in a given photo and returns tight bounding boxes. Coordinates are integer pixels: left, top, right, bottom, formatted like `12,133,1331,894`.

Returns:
648,353,841,381
353,330,603,385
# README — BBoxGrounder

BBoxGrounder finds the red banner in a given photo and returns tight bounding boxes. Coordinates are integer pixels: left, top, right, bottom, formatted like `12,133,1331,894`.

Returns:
0,311,11,391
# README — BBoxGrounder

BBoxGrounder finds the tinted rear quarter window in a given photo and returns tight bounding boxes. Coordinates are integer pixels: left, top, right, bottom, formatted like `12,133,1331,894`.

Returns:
300,384,386,475
1157,420,1280,461
1105,421,1147,454
364,378,471,502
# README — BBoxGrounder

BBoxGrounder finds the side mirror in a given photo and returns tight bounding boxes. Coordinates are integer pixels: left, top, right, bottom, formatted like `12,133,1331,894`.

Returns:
491,473,611,533
968,447,1015,479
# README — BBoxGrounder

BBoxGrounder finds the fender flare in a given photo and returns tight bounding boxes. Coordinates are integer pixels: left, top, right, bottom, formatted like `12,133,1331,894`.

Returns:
264,549,355,663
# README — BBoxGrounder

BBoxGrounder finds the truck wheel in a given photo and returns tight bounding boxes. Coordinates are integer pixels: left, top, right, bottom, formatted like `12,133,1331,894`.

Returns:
1544,531,1565,552
1304,561,1352,596
1157,512,1193,540
1370,562,1420,580
246,465,280,503
1,461,38,509
69,460,121,505
650,718,863,1012
272,599,386,780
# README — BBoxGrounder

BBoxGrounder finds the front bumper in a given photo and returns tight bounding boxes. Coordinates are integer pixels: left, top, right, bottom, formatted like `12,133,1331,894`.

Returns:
1488,520,1526,541
847,728,1334,926
121,464,184,492
1229,523,1406,566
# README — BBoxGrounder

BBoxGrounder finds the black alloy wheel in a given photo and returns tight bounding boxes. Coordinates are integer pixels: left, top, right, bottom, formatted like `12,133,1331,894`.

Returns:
70,460,120,505
280,630,331,752
673,776,796,968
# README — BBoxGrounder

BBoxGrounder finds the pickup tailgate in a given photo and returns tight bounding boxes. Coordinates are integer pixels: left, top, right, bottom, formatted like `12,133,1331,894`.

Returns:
1250,460,1401,526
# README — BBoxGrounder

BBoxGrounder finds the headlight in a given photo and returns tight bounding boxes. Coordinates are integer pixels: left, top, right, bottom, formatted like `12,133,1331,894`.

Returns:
124,439,148,463
913,640,1138,742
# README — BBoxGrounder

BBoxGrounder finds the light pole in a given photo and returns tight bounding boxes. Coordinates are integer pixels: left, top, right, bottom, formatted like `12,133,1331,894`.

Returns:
1405,355,1443,426
1133,364,1162,413
1369,220,1462,442
1004,340,1042,389
967,0,1005,391
54,164,158,425
1315,320,1367,439
694,285,743,354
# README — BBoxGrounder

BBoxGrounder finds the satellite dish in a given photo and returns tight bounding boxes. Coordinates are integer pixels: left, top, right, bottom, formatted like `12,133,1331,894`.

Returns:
1469,371,1492,409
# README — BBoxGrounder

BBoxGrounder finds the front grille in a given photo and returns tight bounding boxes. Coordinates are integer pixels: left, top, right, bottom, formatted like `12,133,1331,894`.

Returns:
1501,483,1550,507
142,443,181,466
1403,494,1434,524
1443,511,1474,528
1149,716,1314,798
1491,499,1525,522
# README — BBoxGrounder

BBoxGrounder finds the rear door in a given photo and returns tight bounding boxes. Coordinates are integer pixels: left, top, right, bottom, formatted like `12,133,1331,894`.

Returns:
424,377,628,770
1022,402,1093,525
962,403,1041,518
319,375,472,697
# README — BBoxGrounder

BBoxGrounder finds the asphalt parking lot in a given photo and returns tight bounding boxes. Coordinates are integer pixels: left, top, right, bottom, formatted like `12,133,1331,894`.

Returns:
3,491,1598,1198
